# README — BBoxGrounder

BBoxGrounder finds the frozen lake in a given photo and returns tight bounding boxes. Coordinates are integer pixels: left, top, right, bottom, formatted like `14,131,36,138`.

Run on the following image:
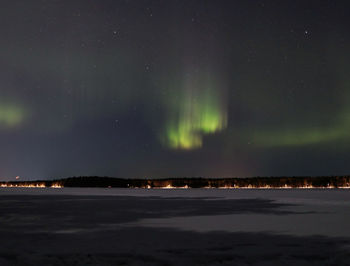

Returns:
0,188,349,265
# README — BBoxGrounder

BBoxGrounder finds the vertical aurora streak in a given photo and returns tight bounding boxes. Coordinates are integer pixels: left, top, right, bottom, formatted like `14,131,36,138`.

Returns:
162,71,227,149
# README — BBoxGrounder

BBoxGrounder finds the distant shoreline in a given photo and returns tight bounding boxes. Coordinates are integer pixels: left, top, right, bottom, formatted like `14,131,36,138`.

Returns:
1,176,350,189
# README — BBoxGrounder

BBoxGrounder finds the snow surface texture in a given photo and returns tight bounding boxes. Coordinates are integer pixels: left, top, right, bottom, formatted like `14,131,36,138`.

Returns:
0,188,349,265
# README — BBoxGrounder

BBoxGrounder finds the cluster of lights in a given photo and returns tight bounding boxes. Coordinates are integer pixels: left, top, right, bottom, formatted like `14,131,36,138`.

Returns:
1,181,349,189
140,183,350,189
0,182,63,188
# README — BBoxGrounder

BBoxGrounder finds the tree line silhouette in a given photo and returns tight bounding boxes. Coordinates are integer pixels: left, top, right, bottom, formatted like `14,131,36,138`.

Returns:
1,176,350,188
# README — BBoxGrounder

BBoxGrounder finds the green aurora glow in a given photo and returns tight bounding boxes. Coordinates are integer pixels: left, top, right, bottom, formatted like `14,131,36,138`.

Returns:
0,104,25,128
162,74,227,149
252,106,350,147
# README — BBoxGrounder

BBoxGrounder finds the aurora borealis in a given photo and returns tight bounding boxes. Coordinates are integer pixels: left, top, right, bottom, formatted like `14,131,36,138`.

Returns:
1,0,350,179
162,70,227,149
0,104,25,128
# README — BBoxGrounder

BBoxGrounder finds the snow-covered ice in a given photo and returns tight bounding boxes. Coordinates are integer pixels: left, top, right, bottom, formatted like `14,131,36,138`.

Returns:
0,188,349,265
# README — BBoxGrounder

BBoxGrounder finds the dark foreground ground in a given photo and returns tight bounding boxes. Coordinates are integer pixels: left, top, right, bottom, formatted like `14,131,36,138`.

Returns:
0,189,349,265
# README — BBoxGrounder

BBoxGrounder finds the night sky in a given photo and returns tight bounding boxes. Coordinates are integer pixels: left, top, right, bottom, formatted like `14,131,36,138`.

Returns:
1,0,350,180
